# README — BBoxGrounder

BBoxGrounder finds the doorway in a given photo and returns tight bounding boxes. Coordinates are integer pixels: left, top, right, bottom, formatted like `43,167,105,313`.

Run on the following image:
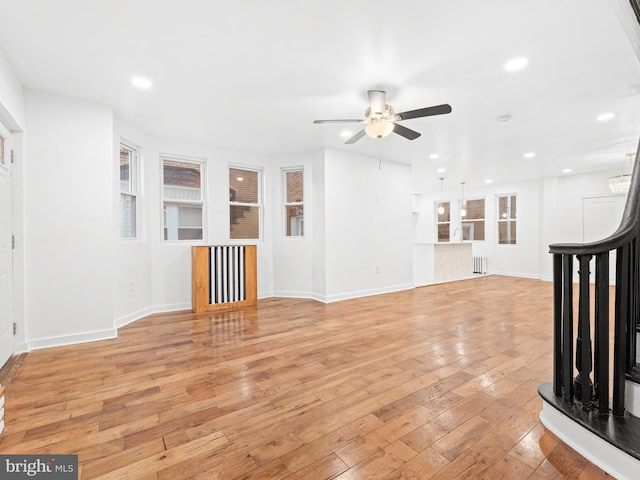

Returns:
0,121,14,369
583,194,625,283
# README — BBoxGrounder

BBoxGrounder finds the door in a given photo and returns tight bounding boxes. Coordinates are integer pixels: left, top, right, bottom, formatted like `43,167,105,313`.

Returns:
0,122,13,368
583,194,626,282
583,195,625,243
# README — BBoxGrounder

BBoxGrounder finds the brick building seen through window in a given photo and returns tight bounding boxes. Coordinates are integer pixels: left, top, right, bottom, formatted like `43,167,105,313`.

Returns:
229,167,261,240
461,198,485,241
284,169,303,237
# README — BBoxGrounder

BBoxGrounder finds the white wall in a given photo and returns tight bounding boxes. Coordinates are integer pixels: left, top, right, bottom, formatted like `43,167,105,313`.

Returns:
311,149,327,300
269,148,414,303
323,149,413,301
113,120,153,327
24,90,115,348
271,153,313,298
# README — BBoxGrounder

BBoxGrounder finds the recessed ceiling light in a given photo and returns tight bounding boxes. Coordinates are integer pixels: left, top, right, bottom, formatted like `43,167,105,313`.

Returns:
523,152,535,158
505,57,528,72
437,167,446,173
485,179,493,184
340,130,353,138
131,76,152,89
562,168,572,174
430,154,439,159
237,177,244,182
597,112,615,121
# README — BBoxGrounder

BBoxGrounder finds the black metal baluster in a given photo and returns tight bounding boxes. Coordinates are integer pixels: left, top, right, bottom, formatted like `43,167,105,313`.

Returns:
562,254,574,403
575,254,593,407
627,237,638,373
614,244,630,416
594,251,609,414
553,254,563,396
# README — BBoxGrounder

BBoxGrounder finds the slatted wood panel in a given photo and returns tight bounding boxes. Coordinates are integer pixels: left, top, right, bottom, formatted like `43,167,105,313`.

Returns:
191,245,257,313
0,276,612,479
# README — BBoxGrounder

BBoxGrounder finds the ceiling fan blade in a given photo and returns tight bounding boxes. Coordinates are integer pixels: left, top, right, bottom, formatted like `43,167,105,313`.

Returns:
396,104,452,121
392,123,421,140
313,119,363,124
367,90,386,115
345,129,366,144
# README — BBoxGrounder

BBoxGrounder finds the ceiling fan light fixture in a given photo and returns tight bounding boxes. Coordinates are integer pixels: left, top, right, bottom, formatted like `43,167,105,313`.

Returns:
131,76,152,89
365,120,394,139
505,57,528,72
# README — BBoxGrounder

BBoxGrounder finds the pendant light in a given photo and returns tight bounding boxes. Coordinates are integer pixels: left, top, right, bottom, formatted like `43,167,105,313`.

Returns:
437,177,445,215
460,182,467,217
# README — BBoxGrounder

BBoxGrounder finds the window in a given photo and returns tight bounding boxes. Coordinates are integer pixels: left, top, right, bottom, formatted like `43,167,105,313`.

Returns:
120,143,139,239
436,201,450,242
497,194,517,244
229,167,262,239
162,157,204,241
284,168,304,237
461,198,485,241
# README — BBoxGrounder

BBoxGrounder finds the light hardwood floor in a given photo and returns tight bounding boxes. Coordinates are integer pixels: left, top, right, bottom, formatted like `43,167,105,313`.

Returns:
0,276,612,479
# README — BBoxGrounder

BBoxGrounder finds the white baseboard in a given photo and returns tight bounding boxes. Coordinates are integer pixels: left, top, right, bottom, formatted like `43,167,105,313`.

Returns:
490,270,542,280
114,303,191,329
540,400,640,480
271,291,313,299
321,283,414,304
27,328,117,351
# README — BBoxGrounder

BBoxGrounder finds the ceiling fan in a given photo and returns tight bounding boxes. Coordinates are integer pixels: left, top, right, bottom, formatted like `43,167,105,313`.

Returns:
313,90,452,144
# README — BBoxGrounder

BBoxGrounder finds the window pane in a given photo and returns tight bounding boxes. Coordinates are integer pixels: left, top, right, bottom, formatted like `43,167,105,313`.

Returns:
498,221,517,244
463,220,485,241
437,224,450,242
230,205,259,239
286,170,303,203
286,205,304,236
164,203,202,241
163,159,201,200
498,195,516,220
229,168,259,204
437,202,450,223
120,147,131,192
465,199,484,220
121,194,136,238
178,228,203,241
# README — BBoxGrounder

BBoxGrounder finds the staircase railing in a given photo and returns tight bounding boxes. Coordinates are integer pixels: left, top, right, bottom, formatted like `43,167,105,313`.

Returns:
548,142,640,416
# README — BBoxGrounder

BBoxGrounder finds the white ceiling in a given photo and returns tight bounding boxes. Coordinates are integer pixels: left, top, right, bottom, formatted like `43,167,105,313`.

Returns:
1,0,640,188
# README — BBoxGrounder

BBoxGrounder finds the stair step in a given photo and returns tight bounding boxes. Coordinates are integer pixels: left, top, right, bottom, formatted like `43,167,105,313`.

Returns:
540,382,640,460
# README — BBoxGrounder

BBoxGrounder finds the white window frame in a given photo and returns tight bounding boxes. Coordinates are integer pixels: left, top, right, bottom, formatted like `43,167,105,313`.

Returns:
496,193,517,245
283,167,304,238
161,154,206,242
435,200,451,242
228,165,263,241
120,141,139,240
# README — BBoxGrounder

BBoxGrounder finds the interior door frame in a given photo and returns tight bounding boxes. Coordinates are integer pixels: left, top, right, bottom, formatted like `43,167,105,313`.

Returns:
0,119,14,368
